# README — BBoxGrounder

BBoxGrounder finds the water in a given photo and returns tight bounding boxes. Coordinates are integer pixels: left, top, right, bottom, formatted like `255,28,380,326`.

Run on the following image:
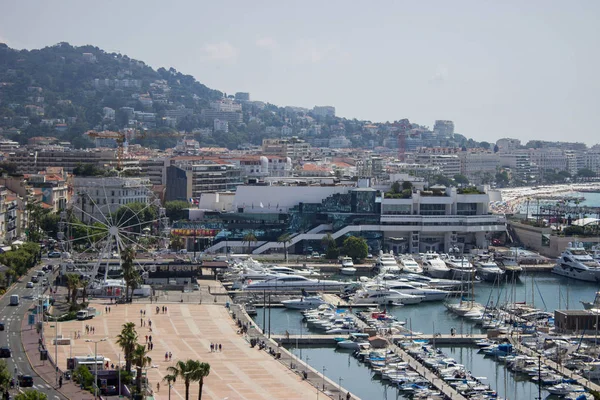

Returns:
252,274,600,399
287,346,402,400
253,273,600,336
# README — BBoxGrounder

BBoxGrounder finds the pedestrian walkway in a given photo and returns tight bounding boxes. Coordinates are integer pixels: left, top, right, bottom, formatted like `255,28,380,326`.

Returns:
20,306,98,399
46,301,318,400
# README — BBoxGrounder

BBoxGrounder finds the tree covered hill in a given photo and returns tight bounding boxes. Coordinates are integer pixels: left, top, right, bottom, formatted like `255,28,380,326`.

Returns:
0,42,479,150
0,42,224,147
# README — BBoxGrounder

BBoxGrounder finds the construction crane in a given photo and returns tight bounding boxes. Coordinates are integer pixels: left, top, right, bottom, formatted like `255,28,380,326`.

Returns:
85,130,128,169
395,119,412,162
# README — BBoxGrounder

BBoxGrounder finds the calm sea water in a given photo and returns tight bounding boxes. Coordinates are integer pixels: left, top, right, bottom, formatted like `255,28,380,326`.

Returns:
254,274,600,400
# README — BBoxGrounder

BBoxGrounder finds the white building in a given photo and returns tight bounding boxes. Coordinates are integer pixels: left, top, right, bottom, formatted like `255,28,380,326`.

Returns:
414,154,461,178
214,119,229,133
210,99,242,113
329,136,352,148
72,177,152,224
459,152,500,184
312,106,336,118
281,125,293,136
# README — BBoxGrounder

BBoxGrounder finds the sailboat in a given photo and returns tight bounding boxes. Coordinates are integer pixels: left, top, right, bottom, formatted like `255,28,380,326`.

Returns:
581,291,600,310
444,254,485,316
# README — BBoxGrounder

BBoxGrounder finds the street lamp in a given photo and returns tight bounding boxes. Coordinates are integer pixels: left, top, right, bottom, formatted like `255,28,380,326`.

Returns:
338,377,343,400
322,366,326,391
86,338,108,399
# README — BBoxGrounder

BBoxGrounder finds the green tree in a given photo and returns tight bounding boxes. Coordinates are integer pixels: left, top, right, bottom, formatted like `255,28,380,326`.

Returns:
114,202,157,233
401,181,413,191
191,362,211,400
321,233,339,259
577,168,596,179
431,175,453,187
390,181,401,194
0,360,11,394
277,233,293,263
453,174,470,186
65,273,81,304
170,234,185,252
165,200,190,222
243,232,257,254
343,236,368,261
132,344,152,393
116,322,138,373
15,390,48,400
121,247,139,302
167,360,199,400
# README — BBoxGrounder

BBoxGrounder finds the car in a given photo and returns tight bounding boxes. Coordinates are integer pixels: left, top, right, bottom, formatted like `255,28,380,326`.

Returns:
101,385,118,395
31,276,39,283
18,375,33,387
26,282,34,288
0,322,4,331
48,251,61,258
0,347,11,358
42,278,49,286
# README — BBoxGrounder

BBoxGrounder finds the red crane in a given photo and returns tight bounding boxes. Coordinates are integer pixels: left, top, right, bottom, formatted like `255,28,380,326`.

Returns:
395,119,412,162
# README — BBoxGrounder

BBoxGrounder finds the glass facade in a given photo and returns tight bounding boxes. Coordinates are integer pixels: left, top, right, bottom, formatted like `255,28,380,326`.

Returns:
419,204,446,215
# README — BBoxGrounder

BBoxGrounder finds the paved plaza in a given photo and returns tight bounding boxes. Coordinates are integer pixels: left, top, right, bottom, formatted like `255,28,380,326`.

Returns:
45,302,317,400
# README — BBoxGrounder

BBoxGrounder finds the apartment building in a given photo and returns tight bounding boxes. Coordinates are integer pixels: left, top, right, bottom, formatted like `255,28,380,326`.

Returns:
459,152,500,184
165,160,243,202
8,148,118,174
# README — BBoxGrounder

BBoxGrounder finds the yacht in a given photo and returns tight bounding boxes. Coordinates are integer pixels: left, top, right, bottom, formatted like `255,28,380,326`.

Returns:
445,256,477,281
551,242,600,282
243,275,346,292
581,291,600,310
497,257,523,281
374,281,449,301
475,259,505,283
336,333,371,350
421,252,451,278
398,256,423,274
340,256,357,275
373,252,402,274
354,288,423,305
282,295,329,310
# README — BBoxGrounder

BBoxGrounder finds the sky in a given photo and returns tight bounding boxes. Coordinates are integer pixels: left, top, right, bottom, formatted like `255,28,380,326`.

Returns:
1,0,599,146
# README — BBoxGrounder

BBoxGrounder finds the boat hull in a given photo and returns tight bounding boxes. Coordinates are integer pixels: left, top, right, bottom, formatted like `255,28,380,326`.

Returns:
551,264,600,282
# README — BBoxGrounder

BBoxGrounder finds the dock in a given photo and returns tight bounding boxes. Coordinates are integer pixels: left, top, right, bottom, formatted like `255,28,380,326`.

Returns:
508,335,600,393
273,333,489,346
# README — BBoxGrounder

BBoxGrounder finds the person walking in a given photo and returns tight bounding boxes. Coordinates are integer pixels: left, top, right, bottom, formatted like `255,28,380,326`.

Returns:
219,343,222,352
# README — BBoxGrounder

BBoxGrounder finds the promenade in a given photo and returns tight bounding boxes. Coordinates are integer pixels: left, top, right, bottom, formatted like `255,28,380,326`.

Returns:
44,302,319,400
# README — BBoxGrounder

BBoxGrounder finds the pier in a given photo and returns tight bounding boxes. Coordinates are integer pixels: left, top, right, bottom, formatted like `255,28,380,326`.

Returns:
508,335,600,393
273,333,489,346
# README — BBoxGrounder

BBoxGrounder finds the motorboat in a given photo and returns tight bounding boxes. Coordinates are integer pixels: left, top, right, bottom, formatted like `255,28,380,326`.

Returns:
445,256,477,281
354,288,423,305
475,259,505,283
551,242,600,282
497,256,523,281
373,252,402,274
546,383,586,395
581,291,600,310
372,281,449,302
336,333,371,350
340,256,357,275
281,295,329,310
243,275,346,292
421,252,451,278
398,256,423,274
397,273,465,291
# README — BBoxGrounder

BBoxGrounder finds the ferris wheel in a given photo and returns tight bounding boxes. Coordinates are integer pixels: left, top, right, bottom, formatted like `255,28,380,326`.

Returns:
57,179,169,286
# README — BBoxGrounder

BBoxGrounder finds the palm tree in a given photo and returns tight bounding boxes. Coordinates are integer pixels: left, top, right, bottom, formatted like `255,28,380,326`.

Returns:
65,273,80,304
131,344,152,393
162,374,177,396
167,359,199,400
121,246,139,302
190,362,210,400
116,322,138,373
277,233,292,263
242,232,257,254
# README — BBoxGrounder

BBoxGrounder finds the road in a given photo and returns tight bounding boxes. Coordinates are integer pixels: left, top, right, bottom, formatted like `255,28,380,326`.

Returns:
1,259,66,399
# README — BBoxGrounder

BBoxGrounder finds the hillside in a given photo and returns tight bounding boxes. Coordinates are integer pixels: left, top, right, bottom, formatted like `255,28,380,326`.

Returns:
0,42,473,150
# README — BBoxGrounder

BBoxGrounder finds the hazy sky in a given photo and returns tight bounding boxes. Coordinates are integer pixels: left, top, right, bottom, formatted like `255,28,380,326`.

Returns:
1,1,599,145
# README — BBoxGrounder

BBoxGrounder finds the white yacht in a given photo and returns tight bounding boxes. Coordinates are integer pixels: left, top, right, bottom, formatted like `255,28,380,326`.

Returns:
336,333,371,350
243,275,345,292
372,281,449,301
475,259,505,283
551,242,600,282
281,295,329,310
445,256,477,281
398,256,423,274
421,252,451,278
340,256,357,275
354,288,423,305
373,252,402,274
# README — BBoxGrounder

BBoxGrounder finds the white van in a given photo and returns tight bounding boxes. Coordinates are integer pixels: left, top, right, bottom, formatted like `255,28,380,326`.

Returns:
10,295,19,306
